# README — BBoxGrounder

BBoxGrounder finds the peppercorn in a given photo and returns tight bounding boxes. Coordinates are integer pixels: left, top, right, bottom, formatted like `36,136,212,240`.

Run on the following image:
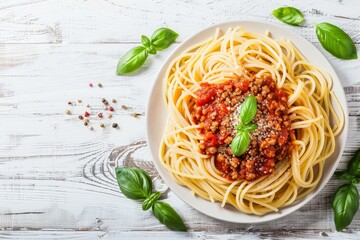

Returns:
86,104,90,108
112,99,117,103
98,83,103,88
108,114,112,119
109,106,114,112
100,123,105,128
77,99,82,103
90,126,94,130
84,111,90,117
67,101,72,105
84,122,88,126
78,115,84,120
103,105,108,110
89,83,93,87
98,113,103,118
112,123,118,128
121,105,128,110
101,98,109,105
65,109,71,115
84,118,89,123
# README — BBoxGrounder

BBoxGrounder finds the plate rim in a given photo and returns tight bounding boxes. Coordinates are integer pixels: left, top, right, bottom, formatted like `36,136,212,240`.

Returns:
145,20,349,223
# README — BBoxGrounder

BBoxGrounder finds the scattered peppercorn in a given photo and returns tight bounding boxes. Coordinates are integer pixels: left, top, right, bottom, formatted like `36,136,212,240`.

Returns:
98,83,103,88
102,98,109,105
121,105,128,110
78,115,84,120
77,99,82,103
103,105,108,110
67,101,72,105
84,122,88,126
84,111,90,117
98,113,103,118
89,83,93,87
112,99,117,103
112,123,118,128
86,104,90,108
108,113,113,119
109,106,114,112
84,118,89,123
65,109,71,115
90,126,94,130
100,123,105,128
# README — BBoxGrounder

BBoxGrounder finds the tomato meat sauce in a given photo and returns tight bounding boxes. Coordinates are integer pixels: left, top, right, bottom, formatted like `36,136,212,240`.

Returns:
191,75,292,181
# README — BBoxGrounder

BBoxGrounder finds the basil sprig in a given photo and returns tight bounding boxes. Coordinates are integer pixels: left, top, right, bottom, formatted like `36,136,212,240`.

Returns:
272,6,304,26
272,7,358,60
316,22,358,60
332,149,360,231
116,28,179,75
231,95,258,157
115,167,187,231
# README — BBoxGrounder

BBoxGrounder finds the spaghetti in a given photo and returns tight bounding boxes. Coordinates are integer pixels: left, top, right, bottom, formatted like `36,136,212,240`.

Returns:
159,27,344,215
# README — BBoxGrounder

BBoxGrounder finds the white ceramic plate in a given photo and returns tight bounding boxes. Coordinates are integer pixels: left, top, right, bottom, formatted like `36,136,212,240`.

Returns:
146,20,348,223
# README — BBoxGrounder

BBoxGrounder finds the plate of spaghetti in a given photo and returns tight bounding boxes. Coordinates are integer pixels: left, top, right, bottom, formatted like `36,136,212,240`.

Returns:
146,21,348,223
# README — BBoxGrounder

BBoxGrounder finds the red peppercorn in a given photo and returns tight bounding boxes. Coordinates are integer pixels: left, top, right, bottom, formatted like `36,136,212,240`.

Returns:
89,83,93,87
78,115,84,120
109,106,114,112
84,111,90,117
67,101,72,105
98,113,103,118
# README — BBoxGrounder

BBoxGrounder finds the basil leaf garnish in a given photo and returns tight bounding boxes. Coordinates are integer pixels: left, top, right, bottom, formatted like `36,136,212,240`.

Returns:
116,46,148,75
239,94,257,125
142,192,161,211
332,183,359,231
347,149,360,176
231,132,250,157
335,171,356,182
241,123,258,133
152,202,187,231
151,28,179,51
316,22,358,60
141,35,151,48
115,167,152,199
116,27,178,75
272,6,304,26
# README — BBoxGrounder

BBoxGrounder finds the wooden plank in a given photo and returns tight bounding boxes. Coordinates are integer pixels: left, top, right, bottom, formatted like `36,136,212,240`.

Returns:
1,42,360,235
0,230,360,240
0,0,359,44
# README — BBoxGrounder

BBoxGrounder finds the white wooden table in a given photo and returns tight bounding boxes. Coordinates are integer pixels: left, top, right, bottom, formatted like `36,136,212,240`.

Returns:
1,0,360,239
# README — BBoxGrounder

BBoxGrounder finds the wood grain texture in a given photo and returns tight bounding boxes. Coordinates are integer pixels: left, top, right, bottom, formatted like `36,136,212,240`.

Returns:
1,0,360,239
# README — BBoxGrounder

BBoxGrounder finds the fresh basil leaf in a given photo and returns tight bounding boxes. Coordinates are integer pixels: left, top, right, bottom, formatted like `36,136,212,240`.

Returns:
116,46,148,75
241,123,258,133
332,183,359,231
351,178,360,184
240,95,257,125
147,44,157,55
115,167,152,199
231,132,250,157
142,192,161,211
152,202,187,231
335,171,356,182
141,35,151,48
316,22,358,60
348,149,360,176
272,6,304,26
151,28,179,51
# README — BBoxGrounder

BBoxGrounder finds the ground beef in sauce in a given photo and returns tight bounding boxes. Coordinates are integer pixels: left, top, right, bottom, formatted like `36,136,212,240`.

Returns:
191,75,292,181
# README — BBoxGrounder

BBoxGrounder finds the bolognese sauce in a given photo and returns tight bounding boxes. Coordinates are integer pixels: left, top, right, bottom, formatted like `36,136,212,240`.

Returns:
191,75,292,181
